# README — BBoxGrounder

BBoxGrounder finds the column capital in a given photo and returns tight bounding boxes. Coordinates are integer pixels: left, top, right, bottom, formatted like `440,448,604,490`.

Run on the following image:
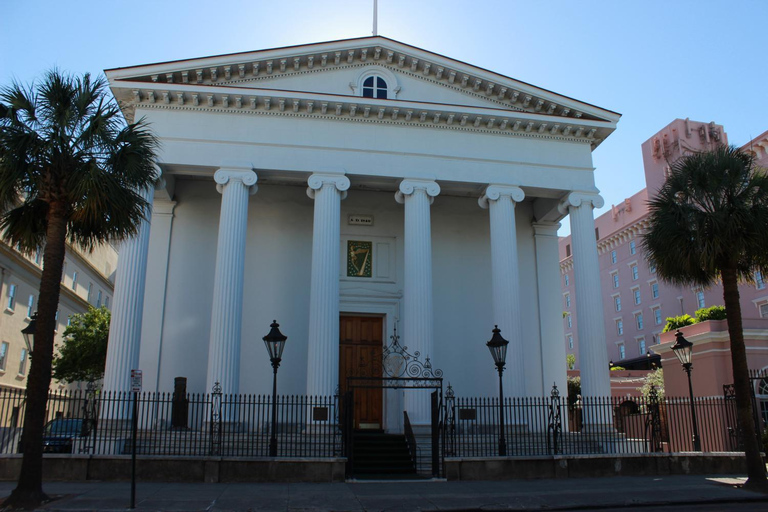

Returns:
557,191,604,215
395,179,440,204
478,184,525,209
214,168,258,195
532,221,561,237
306,173,351,200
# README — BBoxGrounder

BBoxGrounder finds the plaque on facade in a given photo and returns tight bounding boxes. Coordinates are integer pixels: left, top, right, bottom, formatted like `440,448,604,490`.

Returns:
348,214,373,226
347,240,372,277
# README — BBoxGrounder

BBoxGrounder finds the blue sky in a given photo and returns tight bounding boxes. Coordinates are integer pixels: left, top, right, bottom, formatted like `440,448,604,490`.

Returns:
3,1,767,235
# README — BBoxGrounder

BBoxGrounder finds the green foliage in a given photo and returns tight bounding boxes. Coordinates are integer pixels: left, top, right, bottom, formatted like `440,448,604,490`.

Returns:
52,307,110,384
638,368,665,400
662,314,695,333
609,366,626,371
565,353,576,370
695,305,727,322
567,376,581,406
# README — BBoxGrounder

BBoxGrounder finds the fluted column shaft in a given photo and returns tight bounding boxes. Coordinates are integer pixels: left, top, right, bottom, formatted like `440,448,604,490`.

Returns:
479,185,526,397
559,192,610,398
396,179,440,425
206,167,258,395
103,185,155,393
306,174,350,397
533,221,567,397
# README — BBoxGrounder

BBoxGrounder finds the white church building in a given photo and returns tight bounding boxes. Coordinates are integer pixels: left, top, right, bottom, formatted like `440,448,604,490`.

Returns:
102,36,619,428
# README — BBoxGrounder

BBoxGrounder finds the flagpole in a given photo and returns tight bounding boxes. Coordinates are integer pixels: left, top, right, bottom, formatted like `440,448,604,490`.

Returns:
373,0,378,36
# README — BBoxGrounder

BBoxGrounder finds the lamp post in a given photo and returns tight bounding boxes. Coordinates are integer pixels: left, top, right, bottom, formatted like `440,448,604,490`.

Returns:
263,320,287,457
671,330,701,451
486,325,509,456
21,312,37,354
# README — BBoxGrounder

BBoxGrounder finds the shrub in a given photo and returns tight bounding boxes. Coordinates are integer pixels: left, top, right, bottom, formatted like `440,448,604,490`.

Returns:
662,314,695,333
638,368,665,400
567,376,581,407
695,305,727,322
610,365,626,371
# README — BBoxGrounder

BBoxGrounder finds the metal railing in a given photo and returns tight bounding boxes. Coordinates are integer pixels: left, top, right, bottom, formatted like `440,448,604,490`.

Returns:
0,388,341,458
444,390,755,457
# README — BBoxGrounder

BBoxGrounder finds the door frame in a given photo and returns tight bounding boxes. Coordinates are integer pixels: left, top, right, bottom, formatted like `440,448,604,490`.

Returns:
339,290,401,432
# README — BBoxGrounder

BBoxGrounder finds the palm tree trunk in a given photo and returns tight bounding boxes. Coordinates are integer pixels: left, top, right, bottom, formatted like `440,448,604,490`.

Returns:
721,265,767,490
4,203,68,508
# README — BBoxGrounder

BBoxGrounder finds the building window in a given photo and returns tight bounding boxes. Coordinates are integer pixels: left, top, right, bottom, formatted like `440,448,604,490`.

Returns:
566,244,571,257
651,282,659,299
18,349,28,376
611,250,617,264
653,333,661,345
96,290,102,308
362,76,387,99
649,262,656,274
638,338,646,355
757,271,765,290
66,317,72,327
34,248,42,265
6,284,16,311
61,262,67,283
618,343,626,360
654,308,662,325
760,303,768,319
567,335,573,350
0,342,7,371
612,272,619,288
616,319,624,335
26,295,34,318
631,265,639,280
696,290,705,309
71,271,78,291
566,314,572,328
630,240,636,255
633,288,641,305
564,293,570,308
564,274,569,286
636,313,644,330
105,296,110,308
614,295,621,312
87,283,93,303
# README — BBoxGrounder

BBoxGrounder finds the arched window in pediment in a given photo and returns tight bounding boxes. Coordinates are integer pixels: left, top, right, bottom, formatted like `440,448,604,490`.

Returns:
353,68,400,99
363,76,387,99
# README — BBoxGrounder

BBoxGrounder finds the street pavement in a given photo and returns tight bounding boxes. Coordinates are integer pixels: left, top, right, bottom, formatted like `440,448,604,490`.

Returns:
0,475,766,511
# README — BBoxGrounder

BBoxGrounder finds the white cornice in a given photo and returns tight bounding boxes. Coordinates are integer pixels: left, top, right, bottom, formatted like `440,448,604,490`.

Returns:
106,37,620,125
118,82,611,147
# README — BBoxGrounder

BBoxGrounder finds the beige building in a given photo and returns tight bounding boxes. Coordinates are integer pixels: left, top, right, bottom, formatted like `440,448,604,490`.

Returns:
0,240,117,391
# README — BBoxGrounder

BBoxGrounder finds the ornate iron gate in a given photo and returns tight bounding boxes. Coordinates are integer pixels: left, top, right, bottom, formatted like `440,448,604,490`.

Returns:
340,327,445,478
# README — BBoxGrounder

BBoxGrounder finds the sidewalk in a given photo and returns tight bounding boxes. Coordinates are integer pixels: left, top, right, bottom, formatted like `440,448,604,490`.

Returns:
1,475,766,511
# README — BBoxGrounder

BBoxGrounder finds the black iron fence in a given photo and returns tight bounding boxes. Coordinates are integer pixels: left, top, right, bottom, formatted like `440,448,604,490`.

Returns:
444,386,761,458
0,388,340,457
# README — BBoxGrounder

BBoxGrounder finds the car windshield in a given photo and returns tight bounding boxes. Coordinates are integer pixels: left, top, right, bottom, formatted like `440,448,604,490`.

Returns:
44,419,82,436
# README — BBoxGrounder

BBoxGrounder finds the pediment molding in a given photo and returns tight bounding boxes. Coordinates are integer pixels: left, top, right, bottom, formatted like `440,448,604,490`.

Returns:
123,82,608,147
108,37,619,127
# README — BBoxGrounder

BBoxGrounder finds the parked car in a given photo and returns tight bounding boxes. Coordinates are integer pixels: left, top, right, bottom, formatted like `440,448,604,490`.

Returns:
42,418,87,453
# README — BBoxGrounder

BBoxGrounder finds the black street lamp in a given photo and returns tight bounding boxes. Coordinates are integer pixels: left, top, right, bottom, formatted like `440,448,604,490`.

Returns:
21,312,37,354
486,325,508,456
263,320,287,457
671,330,701,451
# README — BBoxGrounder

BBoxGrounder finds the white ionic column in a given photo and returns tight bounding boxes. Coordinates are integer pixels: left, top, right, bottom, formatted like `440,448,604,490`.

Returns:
396,179,440,425
533,221,568,397
103,184,155,393
479,185,526,397
205,167,258,395
558,192,610,398
306,173,350,398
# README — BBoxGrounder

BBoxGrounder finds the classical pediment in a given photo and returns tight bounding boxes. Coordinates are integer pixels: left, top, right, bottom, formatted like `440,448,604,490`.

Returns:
107,36,620,148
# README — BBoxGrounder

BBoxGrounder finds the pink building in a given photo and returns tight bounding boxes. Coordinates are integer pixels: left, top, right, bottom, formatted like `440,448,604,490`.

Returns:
560,119,768,371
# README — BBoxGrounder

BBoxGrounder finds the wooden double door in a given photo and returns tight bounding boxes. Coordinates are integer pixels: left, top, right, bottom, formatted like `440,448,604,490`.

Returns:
339,316,383,430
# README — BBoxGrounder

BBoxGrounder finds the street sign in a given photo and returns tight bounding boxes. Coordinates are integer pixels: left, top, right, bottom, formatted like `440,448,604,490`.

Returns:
130,369,142,393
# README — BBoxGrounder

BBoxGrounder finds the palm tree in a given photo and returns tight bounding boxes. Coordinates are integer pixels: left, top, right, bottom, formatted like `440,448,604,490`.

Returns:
0,70,158,508
643,145,768,490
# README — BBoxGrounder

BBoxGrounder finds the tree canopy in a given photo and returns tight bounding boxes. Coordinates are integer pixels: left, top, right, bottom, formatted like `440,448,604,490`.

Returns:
52,306,110,384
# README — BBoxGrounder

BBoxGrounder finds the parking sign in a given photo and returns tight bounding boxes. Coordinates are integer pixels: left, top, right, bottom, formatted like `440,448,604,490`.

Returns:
130,369,142,393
